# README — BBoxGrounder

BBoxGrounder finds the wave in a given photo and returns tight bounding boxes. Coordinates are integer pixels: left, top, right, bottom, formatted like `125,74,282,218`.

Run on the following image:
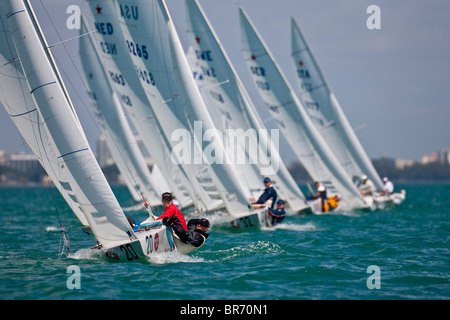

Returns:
45,226,60,232
203,241,284,262
261,221,318,232
145,251,207,265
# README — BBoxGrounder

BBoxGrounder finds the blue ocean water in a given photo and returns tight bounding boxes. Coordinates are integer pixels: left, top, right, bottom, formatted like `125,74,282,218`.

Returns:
0,183,449,300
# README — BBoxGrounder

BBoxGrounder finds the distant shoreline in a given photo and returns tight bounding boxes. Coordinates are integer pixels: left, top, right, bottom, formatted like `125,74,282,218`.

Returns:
1,180,450,188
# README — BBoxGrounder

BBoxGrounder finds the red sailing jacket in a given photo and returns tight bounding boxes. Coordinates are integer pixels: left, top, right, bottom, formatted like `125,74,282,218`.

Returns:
157,204,187,230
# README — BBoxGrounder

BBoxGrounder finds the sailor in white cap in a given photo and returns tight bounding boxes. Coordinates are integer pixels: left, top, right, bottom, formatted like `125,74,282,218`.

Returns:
381,177,394,195
359,174,376,196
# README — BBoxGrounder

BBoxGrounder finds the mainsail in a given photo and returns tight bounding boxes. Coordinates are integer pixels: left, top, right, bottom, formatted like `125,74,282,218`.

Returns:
290,18,383,190
239,8,368,210
79,16,162,206
111,0,224,212
4,0,135,247
0,5,87,226
85,0,194,210
184,0,309,213
112,0,257,216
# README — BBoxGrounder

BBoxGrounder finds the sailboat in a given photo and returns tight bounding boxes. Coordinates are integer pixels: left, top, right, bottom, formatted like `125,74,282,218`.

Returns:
79,16,164,209
100,0,269,228
85,0,196,211
239,8,372,212
0,0,203,259
290,18,405,209
184,0,311,216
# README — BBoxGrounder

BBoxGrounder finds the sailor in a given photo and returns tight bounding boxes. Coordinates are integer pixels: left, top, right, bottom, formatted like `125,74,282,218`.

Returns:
359,175,376,196
381,177,394,196
268,200,286,225
323,195,340,212
310,181,327,201
252,177,278,209
171,218,210,247
157,192,187,235
307,181,327,211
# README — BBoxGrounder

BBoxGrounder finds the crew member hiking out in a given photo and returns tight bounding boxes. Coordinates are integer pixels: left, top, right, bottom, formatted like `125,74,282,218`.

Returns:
268,200,286,225
158,192,210,247
252,177,277,209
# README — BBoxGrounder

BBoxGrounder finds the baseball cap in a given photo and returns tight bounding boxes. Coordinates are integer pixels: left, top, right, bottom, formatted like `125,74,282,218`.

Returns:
198,218,210,228
277,200,285,205
162,192,173,201
263,177,271,183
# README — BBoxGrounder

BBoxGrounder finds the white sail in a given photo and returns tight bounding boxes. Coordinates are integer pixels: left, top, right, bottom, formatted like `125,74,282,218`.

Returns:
290,18,383,190
112,0,257,216
239,8,368,211
85,0,195,210
79,17,163,206
110,0,223,212
5,0,136,247
0,7,88,227
184,0,310,214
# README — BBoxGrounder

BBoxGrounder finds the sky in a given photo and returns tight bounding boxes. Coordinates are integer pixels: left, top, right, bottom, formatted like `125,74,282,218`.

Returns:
1,0,449,166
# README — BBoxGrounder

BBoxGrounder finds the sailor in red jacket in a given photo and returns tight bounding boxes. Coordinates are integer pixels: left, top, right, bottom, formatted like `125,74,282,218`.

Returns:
157,192,187,230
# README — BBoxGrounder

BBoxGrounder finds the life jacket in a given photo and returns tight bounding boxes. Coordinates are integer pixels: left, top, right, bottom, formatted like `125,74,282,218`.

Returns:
323,196,339,212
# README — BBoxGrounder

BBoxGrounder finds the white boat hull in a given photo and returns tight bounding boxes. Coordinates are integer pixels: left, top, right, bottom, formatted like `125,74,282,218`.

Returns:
229,208,268,229
100,222,200,261
373,189,406,210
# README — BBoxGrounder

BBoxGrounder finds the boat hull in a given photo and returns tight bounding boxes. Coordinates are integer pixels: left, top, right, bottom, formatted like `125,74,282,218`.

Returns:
100,222,199,261
229,208,268,229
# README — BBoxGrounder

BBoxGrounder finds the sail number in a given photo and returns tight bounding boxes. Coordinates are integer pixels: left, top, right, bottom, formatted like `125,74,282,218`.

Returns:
119,243,139,261
249,66,269,90
209,90,224,103
300,82,313,92
250,66,266,77
256,80,270,91
126,40,148,60
121,95,132,107
297,68,310,79
239,216,254,228
108,71,125,86
135,65,156,86
145,235,153,255
304,101,319,111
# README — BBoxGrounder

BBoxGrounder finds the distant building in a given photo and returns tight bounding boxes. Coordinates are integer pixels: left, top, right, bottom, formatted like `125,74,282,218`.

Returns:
7,152,40,172
394,158,415,170
437,149,450,165
0,150,7,166
420,152,438,165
